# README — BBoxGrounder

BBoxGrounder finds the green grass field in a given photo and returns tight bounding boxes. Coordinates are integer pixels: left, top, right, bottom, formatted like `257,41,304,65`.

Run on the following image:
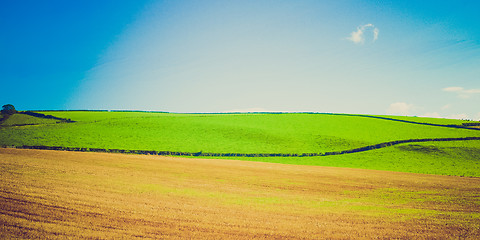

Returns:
213,140,480,177
1,111,479,176
375,115,473,125
0,113,61,126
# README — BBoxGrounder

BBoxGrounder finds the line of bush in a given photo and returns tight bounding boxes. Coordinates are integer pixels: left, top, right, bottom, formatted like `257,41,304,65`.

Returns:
324,137,480,155
462,122,480,126
326,113,480,131
3,137,480,158
20,111,75,123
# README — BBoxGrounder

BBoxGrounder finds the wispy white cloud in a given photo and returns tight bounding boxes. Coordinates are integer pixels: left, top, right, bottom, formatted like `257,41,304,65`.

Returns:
465,89,480,94
441,104,452,110
421,112,442,118
386,102,415,116
442,86,480,99
347,23,379,44
373,27,379,41
443,86,463,92
448,113,469,120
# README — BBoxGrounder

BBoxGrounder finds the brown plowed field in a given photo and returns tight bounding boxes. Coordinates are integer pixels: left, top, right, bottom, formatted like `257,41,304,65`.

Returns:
1,148,479,239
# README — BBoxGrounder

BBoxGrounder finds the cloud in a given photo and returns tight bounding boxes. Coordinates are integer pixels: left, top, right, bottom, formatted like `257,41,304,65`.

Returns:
347,23,379,44
465,89,480,94
448,113,469,120
386,102,415,116
441,104,452,110
373,27,379,41
421,112,442,118
442,86,480,99
443,86,463,92
476,112,480,121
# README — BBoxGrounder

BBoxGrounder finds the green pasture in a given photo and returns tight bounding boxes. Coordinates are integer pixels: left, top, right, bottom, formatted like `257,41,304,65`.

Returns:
0,113,62,126
2,111,479,153
214,140,480,177
375,115,472,125
1,111,479,176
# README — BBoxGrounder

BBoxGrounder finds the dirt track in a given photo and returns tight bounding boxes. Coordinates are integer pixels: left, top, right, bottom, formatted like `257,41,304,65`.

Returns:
1,148,479,239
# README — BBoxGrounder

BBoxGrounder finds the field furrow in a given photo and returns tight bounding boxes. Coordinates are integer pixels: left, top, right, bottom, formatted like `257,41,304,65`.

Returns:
1,148,479,239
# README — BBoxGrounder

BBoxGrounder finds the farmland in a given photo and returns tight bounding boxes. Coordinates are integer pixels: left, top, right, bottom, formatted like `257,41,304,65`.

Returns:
1,111,480,238
1,111,479,176
0,112,62,127
1,148,479,239
1,111,479,154
215,140,480,177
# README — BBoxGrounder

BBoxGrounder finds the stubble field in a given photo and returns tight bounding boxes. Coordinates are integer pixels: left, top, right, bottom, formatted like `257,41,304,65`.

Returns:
1,148,479,239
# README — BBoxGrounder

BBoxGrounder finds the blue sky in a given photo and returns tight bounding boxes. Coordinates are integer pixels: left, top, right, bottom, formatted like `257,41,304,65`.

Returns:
2,0,480,119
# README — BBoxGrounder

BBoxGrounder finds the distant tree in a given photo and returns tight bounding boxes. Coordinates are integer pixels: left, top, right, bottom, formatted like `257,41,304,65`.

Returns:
1,104,17,115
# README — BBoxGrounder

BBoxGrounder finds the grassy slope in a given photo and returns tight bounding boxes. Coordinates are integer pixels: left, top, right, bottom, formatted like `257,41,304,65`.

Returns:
376,115,473,125
0,113,61,126
1,111,479,176
1,111,479,153
2,148,479,239
214,140,480,177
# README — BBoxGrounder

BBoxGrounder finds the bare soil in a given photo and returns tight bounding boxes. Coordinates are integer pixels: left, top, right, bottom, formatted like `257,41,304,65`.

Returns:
1,148,479,239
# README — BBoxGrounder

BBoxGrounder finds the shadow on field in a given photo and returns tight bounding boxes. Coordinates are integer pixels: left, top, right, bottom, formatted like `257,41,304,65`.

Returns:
397,145,445,154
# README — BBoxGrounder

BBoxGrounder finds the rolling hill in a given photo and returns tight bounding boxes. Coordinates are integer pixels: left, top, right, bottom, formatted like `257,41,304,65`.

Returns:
1,111,479,176
1,111,479,238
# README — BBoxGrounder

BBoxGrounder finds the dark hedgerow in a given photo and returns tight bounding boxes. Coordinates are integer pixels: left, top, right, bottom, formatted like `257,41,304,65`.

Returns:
5,136,480,158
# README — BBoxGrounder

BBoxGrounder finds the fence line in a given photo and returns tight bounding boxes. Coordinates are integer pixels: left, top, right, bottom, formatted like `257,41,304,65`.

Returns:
3,137,480,157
